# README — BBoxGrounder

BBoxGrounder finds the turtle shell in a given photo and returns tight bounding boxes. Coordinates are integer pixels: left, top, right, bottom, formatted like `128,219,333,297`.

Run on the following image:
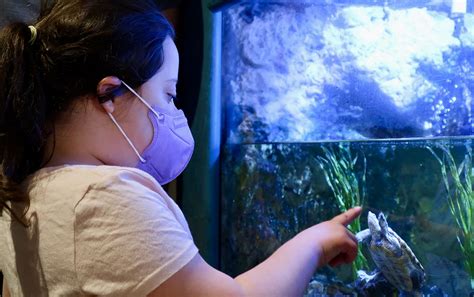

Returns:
369,227,425,292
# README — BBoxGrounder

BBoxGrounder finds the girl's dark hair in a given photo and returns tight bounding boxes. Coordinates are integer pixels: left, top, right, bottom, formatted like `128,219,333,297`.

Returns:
0,0,175,223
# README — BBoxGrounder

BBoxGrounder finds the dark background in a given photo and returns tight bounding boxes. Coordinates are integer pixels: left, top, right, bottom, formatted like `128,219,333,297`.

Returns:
0,0,203,293
0,0,203,125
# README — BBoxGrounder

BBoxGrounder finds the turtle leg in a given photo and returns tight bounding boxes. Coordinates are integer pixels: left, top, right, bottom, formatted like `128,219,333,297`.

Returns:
355,229,371,244
355,270,396,297
409,269,425,290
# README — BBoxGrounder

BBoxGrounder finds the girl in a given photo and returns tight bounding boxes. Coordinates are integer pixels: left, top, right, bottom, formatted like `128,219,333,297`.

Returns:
0,1,361,296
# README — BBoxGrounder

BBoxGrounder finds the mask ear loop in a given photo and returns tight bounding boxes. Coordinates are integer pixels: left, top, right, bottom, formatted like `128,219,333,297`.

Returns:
107,113,147,163
109,80,165,164
99,81,149,163
121,81,164,120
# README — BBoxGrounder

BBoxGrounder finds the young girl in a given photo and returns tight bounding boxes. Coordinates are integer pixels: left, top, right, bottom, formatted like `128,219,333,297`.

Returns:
0,1,361,296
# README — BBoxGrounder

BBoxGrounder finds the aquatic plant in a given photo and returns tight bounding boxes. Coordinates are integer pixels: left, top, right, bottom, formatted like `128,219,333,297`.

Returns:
427,143,474,282
316,143,369,277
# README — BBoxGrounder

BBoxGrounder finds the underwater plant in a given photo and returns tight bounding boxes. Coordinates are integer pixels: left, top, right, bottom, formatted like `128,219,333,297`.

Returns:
427,143,474,284
316,143,369,277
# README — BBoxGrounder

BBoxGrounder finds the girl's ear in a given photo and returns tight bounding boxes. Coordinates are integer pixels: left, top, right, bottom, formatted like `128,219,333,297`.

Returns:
100,100,115,114
97,76,122,113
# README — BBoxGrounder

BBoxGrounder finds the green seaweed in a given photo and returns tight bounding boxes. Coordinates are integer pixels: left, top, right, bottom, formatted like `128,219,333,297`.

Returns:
427,143,474,281
317,143,369,278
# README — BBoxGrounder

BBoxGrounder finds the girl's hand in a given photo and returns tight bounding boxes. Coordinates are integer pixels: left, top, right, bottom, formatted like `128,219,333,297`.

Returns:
306,207,362,268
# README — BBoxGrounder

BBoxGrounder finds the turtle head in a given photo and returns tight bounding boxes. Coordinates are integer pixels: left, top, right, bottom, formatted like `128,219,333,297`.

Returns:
368,211,382,240
378,212,389,235
368,212,391,242
371,212,402,254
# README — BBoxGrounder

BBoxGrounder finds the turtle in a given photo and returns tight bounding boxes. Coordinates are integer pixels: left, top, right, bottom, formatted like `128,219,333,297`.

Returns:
356,211,426,297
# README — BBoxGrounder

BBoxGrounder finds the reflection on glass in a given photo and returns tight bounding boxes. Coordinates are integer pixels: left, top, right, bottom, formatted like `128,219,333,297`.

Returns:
219,1,474,296
222,1,474,143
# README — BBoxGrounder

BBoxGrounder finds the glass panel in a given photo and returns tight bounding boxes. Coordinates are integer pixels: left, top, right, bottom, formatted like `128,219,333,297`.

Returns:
221,138,473,296
220,1,474,296
222,1,474,143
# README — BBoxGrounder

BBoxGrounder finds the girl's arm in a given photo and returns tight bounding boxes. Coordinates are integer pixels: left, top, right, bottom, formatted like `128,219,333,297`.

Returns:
2,279,11,297
149,207,361,297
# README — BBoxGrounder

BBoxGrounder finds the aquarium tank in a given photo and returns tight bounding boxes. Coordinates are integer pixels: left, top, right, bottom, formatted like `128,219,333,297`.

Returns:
209,0,474,296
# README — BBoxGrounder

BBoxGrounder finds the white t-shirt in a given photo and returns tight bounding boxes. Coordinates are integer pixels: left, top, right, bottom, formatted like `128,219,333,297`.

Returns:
0,165,198,297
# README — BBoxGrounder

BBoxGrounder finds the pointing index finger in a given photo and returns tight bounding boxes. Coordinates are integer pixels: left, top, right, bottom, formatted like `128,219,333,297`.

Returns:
332,207,362,226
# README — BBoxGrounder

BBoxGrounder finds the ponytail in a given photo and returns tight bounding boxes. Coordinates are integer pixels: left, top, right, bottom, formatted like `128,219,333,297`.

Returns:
0,0,175,225
0,23,48,225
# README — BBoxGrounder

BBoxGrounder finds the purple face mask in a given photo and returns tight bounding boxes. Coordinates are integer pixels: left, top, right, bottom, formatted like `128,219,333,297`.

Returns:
107,81,194,185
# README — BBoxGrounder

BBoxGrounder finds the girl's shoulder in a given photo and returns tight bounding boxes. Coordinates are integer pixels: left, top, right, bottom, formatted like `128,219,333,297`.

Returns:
28,164,157,186
24,164,173,217
26,164,164,196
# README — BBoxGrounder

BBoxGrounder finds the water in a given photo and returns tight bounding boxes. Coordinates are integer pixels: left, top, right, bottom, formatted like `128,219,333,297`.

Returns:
222,1,474,143
221,138,473,296
219,1,474,296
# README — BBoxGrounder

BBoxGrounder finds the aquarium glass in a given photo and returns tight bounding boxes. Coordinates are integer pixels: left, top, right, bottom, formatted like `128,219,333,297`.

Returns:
220,0,474,296
222,0,474,143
